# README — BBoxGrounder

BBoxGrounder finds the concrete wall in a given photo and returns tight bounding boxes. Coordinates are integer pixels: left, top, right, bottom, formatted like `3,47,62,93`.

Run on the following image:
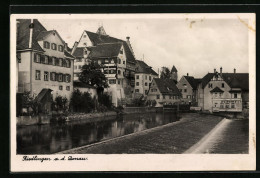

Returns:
17,114,51,126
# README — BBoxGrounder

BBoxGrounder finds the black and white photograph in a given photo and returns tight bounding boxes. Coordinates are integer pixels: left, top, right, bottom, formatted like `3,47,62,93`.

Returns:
10,13,256,171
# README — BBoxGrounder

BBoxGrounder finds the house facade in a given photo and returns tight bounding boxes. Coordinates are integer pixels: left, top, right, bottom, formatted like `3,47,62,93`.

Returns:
198,68,249,113
71,26,137,106
176,74,201,105
134,60,158,96
17,19,74,101
147,78,181,107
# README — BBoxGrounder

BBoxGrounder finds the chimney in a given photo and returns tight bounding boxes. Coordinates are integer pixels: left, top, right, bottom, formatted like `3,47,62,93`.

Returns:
234,68,236,73
214,68,216,73
187,73,189,76
71,41,79,54
220,67,222,76
126,36,130,41
28,19,34,49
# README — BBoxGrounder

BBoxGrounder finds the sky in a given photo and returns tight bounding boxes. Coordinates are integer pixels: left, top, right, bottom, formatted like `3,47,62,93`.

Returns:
39,15,250,78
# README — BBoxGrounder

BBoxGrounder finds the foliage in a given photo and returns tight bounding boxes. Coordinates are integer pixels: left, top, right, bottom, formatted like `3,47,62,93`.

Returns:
18,92,41,116
114,105,124,114
79,61,108,94
132,98,145,107
98,93,113,109
160,66,171,80
53,96,68,112
70,89,95,113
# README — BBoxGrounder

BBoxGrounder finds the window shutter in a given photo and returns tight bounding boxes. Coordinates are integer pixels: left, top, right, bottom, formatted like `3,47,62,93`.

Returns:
55,73,58,81
63,74,66,82
40,55,44,63
68,60,71,68
34,53,37,62
68,75,71,82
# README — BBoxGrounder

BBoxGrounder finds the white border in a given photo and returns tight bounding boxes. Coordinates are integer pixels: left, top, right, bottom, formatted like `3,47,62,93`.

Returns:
10,13,256,172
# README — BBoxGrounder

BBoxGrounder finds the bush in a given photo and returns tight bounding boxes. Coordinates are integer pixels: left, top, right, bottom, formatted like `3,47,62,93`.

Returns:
70,89,95,113
98,93,113,109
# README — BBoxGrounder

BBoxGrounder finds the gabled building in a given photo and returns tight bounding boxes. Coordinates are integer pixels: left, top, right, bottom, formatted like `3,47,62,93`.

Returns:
16,19,75,103
71,26,137,106
134,60,158,96
176,73,201,105
147,78,181,107
197,68,249,113
170,65,178,83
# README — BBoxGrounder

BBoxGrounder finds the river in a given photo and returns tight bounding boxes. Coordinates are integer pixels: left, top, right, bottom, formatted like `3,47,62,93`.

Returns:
17,112,179,154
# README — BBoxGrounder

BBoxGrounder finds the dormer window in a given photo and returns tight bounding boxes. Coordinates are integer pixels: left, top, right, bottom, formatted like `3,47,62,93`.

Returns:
83,42,87,46
120,49,123,54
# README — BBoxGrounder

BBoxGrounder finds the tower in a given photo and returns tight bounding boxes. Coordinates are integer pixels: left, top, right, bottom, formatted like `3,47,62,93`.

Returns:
170,65,178,82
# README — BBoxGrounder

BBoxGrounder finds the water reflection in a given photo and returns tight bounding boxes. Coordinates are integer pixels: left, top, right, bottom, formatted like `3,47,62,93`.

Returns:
17,112,179,154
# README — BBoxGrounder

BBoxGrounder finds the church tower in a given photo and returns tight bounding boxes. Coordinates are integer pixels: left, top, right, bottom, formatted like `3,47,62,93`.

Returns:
170,65,178,82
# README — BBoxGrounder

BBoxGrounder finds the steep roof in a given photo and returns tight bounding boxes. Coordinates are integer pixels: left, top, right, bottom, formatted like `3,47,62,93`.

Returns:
17,19,47,52
171,65,178,72
74,81,96,89
85,30,136,63
201,72,249,90
72,47,85,58
210,87,224,93
154,78,181,96
88,43,123,59
135,60,158,76
184,76,201,90
64,50,75,59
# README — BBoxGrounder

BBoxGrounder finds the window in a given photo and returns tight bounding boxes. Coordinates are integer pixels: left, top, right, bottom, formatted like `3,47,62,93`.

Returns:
219,93,222,98
136,82,139,86
226,104,230,108
51,43,57,50
59,58,63,66
157,95,160,99
145,82,148,86
44,56,49,64
187,95,191,99
34,53,41,63
169,95,172,99
58,45,64,52
65,75,71,83
149,76,151,81
83,35,87,38
66,86,70,91
123,61,125,64
35,70,41,80
208,83,213,88
58,73,63,82
184,89,187,93
183,84,187,87
74,65,77,70
59,86,63,90
179,89,182,92
214,93,218,98
120,49,123,54
145,90,148,94
55,58,59,66
222,83,225,88
109,79,116,84
48,56,53,65
231,104,235,108
118,80,120,84
135,89,139,93
220,104,224,109
234,93,238,98
52,57,56,65
136,75,139,79
118,70,121,75
43,41,50,49
79,65,82,69
44,71,48,81
118,58,121,64
104,70,109,74
50,72,56,81
145,75,147,80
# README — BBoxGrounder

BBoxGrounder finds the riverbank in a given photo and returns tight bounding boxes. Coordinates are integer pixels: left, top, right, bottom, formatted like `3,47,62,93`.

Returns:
58,113,225,154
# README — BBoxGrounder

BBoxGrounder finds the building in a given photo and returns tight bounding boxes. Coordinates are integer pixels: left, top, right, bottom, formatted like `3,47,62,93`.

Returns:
197,67,249,113
71,26,137,106
73,81,97,99
134,60,158,96
170,65,178,82
147,78,181,107
176,73,201,105
16,19,75,102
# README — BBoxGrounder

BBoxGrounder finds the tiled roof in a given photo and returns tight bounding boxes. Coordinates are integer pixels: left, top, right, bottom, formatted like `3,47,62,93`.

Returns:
135,60,158,76
171,65,178,72
154,78,181,96
201,72,249,91
85,31,136,63
184,76,201,90
17,19,46,52
72,47,85,58
88,43,123,59
64,50,75,59
35,88,52,102
74,81,96,89
210,86,224,93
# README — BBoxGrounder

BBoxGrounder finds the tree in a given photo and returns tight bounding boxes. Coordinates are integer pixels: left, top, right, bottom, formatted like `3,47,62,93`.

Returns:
54,96,68,112
79,61,108,95
160,67,171,79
